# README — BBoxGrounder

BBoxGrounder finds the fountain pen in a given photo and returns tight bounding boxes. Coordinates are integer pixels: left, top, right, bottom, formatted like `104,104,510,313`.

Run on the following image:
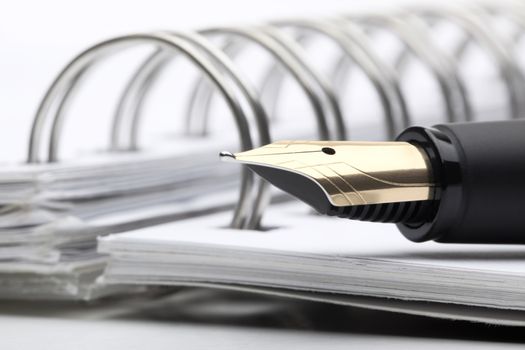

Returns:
221,120,525,244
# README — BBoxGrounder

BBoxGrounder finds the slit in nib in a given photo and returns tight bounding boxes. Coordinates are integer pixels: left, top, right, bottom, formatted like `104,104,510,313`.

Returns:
219,151,236,162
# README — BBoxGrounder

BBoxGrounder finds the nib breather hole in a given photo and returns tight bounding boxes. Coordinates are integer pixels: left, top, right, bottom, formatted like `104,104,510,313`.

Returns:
322,147,336,155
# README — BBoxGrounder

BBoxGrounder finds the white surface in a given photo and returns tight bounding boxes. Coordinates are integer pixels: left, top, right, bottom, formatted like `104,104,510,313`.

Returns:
0,317,519,349
0,293,523,350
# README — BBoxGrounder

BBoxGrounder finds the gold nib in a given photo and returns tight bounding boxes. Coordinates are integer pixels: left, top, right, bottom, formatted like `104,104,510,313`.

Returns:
222,141,435,207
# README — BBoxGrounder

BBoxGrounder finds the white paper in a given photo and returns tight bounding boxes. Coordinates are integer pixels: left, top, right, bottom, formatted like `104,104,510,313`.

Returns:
99,202,525,314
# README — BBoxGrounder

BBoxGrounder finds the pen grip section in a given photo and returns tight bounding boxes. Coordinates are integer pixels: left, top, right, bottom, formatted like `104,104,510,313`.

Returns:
327,200,435,224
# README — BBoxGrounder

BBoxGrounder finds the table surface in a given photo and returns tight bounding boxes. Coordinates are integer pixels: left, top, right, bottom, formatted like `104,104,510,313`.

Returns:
0,288,524,349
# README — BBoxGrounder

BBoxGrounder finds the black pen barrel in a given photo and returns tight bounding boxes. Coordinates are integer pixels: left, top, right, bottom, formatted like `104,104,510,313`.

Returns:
397,119,525,243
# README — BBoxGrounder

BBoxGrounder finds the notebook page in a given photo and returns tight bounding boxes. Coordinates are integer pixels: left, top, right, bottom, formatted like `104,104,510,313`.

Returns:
99,202,525,310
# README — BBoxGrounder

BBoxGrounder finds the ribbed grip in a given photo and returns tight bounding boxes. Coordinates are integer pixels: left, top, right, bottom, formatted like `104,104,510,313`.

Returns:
326,200,436,224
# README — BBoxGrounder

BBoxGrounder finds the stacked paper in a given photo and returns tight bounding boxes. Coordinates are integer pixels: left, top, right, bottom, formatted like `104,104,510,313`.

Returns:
0,140,242,300
99,202,525,314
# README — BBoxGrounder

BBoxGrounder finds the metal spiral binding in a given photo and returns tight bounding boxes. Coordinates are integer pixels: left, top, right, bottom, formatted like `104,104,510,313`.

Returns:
27,2,525,230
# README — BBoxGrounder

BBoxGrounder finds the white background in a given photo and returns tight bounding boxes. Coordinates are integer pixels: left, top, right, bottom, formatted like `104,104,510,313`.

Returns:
0,0,486,163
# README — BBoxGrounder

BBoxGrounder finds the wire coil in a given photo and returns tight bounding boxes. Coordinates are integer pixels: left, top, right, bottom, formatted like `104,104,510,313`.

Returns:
27,2,525,229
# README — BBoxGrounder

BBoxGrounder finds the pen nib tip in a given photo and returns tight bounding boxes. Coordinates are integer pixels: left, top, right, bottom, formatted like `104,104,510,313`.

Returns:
219,151,236,162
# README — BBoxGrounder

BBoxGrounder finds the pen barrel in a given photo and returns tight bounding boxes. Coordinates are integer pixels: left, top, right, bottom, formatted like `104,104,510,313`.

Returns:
397,120,525,244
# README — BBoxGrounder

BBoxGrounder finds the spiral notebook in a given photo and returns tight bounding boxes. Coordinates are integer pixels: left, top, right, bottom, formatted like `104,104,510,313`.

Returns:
2,1,525,324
